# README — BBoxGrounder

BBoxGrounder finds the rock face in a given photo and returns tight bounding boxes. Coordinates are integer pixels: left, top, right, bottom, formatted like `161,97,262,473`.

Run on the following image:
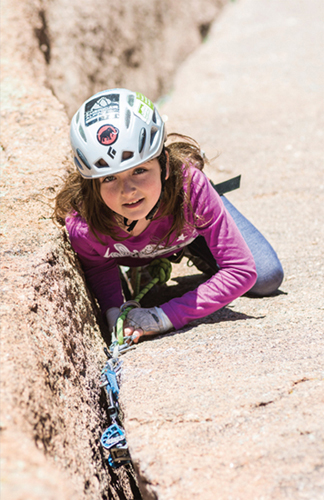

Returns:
0,0,225,499
1,0,324,499
35,0,226,117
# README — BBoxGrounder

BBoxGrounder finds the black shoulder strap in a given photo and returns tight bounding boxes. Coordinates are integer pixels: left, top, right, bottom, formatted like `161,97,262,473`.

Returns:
210,175,241,196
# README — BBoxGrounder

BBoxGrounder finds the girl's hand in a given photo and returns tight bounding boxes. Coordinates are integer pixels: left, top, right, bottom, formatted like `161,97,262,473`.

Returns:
123,325,144,344
124,307,173,344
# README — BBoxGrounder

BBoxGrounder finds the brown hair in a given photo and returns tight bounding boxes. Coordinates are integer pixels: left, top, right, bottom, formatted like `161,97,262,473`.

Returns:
53,133,206,243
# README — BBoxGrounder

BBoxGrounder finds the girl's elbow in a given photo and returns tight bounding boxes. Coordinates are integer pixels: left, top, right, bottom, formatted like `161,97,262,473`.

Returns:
250,268,258,289
243,264,258,294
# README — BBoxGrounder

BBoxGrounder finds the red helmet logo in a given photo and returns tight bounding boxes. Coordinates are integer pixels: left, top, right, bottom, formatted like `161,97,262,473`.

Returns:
97,124,119,145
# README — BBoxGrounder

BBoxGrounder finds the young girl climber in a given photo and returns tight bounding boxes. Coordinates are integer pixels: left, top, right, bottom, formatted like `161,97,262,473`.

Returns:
54,88,283,345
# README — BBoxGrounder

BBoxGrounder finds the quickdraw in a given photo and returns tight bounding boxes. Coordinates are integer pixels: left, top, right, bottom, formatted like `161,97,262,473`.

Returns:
99,348,131,468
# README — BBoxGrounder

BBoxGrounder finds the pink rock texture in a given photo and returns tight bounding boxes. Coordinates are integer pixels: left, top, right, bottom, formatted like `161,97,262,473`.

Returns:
38,0,226,118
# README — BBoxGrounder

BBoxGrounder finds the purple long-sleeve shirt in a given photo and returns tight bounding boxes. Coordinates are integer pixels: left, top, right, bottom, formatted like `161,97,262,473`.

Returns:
66,167,257,330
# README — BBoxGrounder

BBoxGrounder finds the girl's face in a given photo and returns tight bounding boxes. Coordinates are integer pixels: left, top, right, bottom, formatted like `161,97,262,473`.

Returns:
100,158,168,223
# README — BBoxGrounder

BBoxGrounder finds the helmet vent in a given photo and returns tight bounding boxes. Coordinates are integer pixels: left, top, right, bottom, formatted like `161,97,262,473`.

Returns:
76,148,91,170
150,126,158,146
79,125,87,142
76,111,80,123
95,158,110,168
74,157,83,171
138,128,146,153
122,151,134,162
127,94,135,107
125,109,131,129
152,109,157,124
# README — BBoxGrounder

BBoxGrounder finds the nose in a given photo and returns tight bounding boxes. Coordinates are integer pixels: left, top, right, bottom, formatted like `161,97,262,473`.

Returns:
120,176,136,195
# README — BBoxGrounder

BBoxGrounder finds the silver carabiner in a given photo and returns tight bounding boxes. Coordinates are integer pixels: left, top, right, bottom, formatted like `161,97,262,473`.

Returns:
120,300,141,312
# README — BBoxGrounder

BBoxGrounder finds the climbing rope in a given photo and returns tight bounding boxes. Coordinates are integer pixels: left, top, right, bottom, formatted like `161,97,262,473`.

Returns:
110,258,172,351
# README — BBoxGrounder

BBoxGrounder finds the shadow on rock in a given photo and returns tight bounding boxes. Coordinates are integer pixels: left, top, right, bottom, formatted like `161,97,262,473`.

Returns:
140,272,212,308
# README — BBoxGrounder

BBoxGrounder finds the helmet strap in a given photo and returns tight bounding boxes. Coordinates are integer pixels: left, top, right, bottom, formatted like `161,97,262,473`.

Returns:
124,218,138,232
145,192,162,221
145,146,167,221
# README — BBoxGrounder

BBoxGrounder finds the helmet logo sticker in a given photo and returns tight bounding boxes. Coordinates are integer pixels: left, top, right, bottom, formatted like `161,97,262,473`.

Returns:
134,92,154,125
85,94,120,127
107,146,117,159
97,125,119,146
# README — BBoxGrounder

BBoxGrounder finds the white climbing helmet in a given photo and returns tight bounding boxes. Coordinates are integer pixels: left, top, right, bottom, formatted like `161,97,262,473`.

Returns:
70,88,166,179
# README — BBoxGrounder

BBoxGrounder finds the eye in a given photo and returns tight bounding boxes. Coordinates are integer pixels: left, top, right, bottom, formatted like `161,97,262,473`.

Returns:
133,167,147,175
102,175,116,183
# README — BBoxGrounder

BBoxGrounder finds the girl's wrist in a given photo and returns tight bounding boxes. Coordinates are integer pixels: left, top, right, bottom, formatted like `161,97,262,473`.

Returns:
153,306,173,332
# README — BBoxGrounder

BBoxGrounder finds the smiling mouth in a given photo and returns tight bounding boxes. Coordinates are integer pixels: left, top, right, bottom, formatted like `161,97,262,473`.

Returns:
123,198,144,208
